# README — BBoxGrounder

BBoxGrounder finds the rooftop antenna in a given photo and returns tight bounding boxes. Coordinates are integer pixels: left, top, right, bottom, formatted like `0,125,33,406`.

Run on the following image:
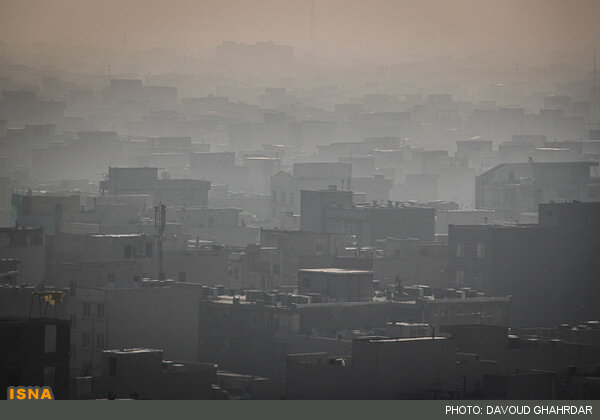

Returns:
310,0,315,61
593,49,597,123
155,202,166,280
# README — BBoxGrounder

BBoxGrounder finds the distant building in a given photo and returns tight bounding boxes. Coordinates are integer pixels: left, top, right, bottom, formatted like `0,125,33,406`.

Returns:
270,162,352,228
11,193,81,235
300,189,435,246
373,237,448,288
228,244,279,291
475,161,598,221
260,228,352,286
0,227,45,285
100,167,210,207
298,268,373,302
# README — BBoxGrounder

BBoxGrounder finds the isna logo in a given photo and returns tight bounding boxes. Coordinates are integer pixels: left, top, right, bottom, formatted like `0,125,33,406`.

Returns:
7,386,55,400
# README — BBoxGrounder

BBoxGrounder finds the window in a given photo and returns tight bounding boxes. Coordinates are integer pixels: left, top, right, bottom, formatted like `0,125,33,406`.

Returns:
96,333,104,350
97,303,105,319
44,325,57,353
476,242,486,258
70,314,77,330
69,281,77,297
456,270,464,286
124,244,132,258
316,240,324,253
107,273,115,284
145,242,153,257
82,332,90,349
83,302,91,319
43,366,55,388
109,357,117,376
455,242,464,257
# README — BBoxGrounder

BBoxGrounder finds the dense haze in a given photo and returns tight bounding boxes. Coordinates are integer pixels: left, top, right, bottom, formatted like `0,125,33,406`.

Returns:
1,0,600,402
2,0,600,59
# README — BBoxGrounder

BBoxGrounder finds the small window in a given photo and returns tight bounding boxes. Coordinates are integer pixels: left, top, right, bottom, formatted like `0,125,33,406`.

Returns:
97,303,105,319
476,243,486,258
316,240,323,252
43,366,55,388
456,242,464,257
82,332,90,349
109,357,117,376
145,242,153,257
96,333,104,350
83,302,91,318
70,281,77,297
44,325,57,353
456,270,464,286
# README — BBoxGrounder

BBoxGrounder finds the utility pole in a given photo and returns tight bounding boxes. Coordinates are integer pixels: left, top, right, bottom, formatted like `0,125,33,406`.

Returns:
155,202,166,280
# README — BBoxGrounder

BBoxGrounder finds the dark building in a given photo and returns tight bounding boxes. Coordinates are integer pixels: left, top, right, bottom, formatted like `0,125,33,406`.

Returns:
298,268,373,302
448,201,600,327
84,348,217,400
197,289,510,391
100,167,210,206
0,317,70,399
300,189,435,246
287,336,457,399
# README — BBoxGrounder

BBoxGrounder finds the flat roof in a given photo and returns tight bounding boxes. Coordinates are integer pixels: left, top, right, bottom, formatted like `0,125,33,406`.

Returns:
299,268,373,275
103,348,162,355
366,336,448,343
90,233,146,238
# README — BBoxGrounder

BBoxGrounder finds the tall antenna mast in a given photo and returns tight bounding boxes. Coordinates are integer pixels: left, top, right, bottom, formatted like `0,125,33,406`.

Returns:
310,0,315,60
155,202,166,280
593,49,597,123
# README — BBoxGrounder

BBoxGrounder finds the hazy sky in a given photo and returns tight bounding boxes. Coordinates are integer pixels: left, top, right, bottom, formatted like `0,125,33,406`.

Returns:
1,0,599,59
